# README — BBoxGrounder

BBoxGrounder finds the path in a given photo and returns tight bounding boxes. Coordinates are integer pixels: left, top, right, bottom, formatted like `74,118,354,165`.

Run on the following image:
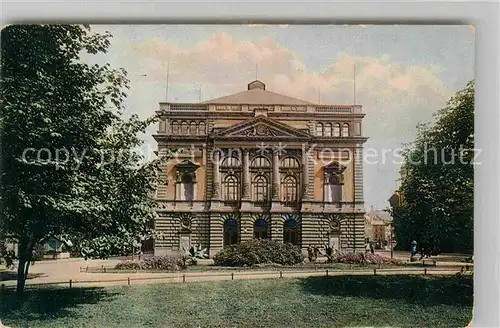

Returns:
1,256,468,289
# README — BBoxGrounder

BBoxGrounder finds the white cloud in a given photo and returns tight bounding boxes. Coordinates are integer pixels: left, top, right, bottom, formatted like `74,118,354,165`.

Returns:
129,32,450,140
118,31,458,209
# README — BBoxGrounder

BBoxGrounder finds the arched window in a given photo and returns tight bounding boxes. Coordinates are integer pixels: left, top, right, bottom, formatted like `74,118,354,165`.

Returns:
198,121,206,135
254,219,269,239
324,123,332,137
281,157,300,169
172,121,180,135
316,123,323,136
333,123,341,137
190,121,197,135
342,123,350,137
181,121,189,135
224,175,239,201
221,156,240,167
282,175,298,202
224,219,239,246
251,156,270,167
283,219,299,245
252,175,268,202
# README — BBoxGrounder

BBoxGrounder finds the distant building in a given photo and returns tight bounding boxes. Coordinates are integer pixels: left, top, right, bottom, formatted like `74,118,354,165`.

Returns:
153,80,368,257
364,207,392,249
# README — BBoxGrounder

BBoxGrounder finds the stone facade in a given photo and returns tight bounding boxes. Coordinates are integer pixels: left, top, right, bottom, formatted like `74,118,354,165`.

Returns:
153,80,368,257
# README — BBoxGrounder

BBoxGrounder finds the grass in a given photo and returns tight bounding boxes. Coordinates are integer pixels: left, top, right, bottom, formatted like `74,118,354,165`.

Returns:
0,275,472,328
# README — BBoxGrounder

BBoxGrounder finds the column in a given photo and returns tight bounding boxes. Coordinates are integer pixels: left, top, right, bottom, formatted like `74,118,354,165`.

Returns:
164,119,171,134
242,149,250,199
302,146,309,200
212,150,220,199
272,150,280,200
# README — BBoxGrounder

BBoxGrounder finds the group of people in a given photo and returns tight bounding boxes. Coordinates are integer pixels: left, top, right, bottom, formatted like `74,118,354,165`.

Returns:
365,242,375,254
409,241,440,261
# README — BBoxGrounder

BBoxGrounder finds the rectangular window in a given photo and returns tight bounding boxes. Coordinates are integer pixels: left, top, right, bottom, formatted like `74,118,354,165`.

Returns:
355,122,361,136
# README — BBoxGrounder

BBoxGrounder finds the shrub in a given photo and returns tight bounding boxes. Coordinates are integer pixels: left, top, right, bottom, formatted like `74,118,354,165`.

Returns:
140,256,184,271
330,252,403,265
114,256,187,271
213,239,305,267
115,260,140,270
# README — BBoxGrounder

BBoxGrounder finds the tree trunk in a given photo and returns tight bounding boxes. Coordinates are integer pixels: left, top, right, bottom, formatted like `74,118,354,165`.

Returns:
16,242,33,295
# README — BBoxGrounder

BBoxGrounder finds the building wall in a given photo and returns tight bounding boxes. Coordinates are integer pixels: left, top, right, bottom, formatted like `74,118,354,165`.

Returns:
154,92,367,257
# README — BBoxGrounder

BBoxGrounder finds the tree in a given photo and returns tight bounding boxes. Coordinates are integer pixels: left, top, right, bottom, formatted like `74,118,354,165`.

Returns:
0,25,162,293
392,81,474,254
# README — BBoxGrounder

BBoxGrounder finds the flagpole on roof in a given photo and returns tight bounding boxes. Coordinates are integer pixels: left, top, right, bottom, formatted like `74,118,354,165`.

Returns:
166,61,170,102
353,64,356,105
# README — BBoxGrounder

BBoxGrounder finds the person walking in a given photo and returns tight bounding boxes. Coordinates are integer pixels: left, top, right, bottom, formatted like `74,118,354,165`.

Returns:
410,240,417,261
369,243,375,254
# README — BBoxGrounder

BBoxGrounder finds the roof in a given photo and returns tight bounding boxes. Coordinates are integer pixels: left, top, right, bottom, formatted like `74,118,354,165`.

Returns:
202,80,313,106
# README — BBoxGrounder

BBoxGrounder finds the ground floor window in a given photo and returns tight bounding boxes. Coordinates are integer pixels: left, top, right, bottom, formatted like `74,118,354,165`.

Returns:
223,218,239,246
254,218,269,239
283,219,299,245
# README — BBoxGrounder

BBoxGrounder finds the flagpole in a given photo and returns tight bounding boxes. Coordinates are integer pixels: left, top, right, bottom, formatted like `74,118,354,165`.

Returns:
353,64,356,105
166,61,170,101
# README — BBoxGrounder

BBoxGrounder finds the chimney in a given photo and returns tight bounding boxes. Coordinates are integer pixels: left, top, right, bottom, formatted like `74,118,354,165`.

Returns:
248,80,265,90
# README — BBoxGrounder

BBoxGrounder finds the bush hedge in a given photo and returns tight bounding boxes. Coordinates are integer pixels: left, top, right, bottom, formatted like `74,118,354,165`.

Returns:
114,256,187,271
332,252,403,265
213,239,305,267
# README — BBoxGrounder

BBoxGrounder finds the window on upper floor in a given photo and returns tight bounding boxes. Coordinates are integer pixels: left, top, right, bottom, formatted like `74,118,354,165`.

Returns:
190,121,197,135
342,123,350,137
181,121,189,135
316,123,323,136
333,123,341,137
324,123,332,137
223,175,239,201
252,175,269,202
251,156,271,168
176,171,196,201
221,156,241,168
281,157,300,169
172,121,180,135
198,121,206,135
282,175,298,202
323,162,345,202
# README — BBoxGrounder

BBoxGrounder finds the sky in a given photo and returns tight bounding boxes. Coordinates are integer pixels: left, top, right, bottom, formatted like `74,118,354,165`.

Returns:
86,24,475,210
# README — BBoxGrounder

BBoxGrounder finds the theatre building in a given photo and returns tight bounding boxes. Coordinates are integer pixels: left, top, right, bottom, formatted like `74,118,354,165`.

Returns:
153,80,367,257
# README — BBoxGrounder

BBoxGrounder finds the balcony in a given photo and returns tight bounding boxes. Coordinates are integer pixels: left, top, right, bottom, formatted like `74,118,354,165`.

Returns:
314,105,362,114
300,201,364,213
160,103,208,111
156,200,207,212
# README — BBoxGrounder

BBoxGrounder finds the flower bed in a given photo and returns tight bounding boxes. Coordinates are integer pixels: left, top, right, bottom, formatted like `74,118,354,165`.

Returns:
331,252,403,265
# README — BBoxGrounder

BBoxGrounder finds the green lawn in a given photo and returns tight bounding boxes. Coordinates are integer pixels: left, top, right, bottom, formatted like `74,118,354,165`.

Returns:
1,275,473,328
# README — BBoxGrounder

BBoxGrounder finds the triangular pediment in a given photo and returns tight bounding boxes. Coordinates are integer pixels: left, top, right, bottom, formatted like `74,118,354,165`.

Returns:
213,116,311,139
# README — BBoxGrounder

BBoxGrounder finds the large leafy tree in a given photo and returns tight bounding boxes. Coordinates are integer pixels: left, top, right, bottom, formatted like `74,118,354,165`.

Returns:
0,25,161,293
392,81,474,254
